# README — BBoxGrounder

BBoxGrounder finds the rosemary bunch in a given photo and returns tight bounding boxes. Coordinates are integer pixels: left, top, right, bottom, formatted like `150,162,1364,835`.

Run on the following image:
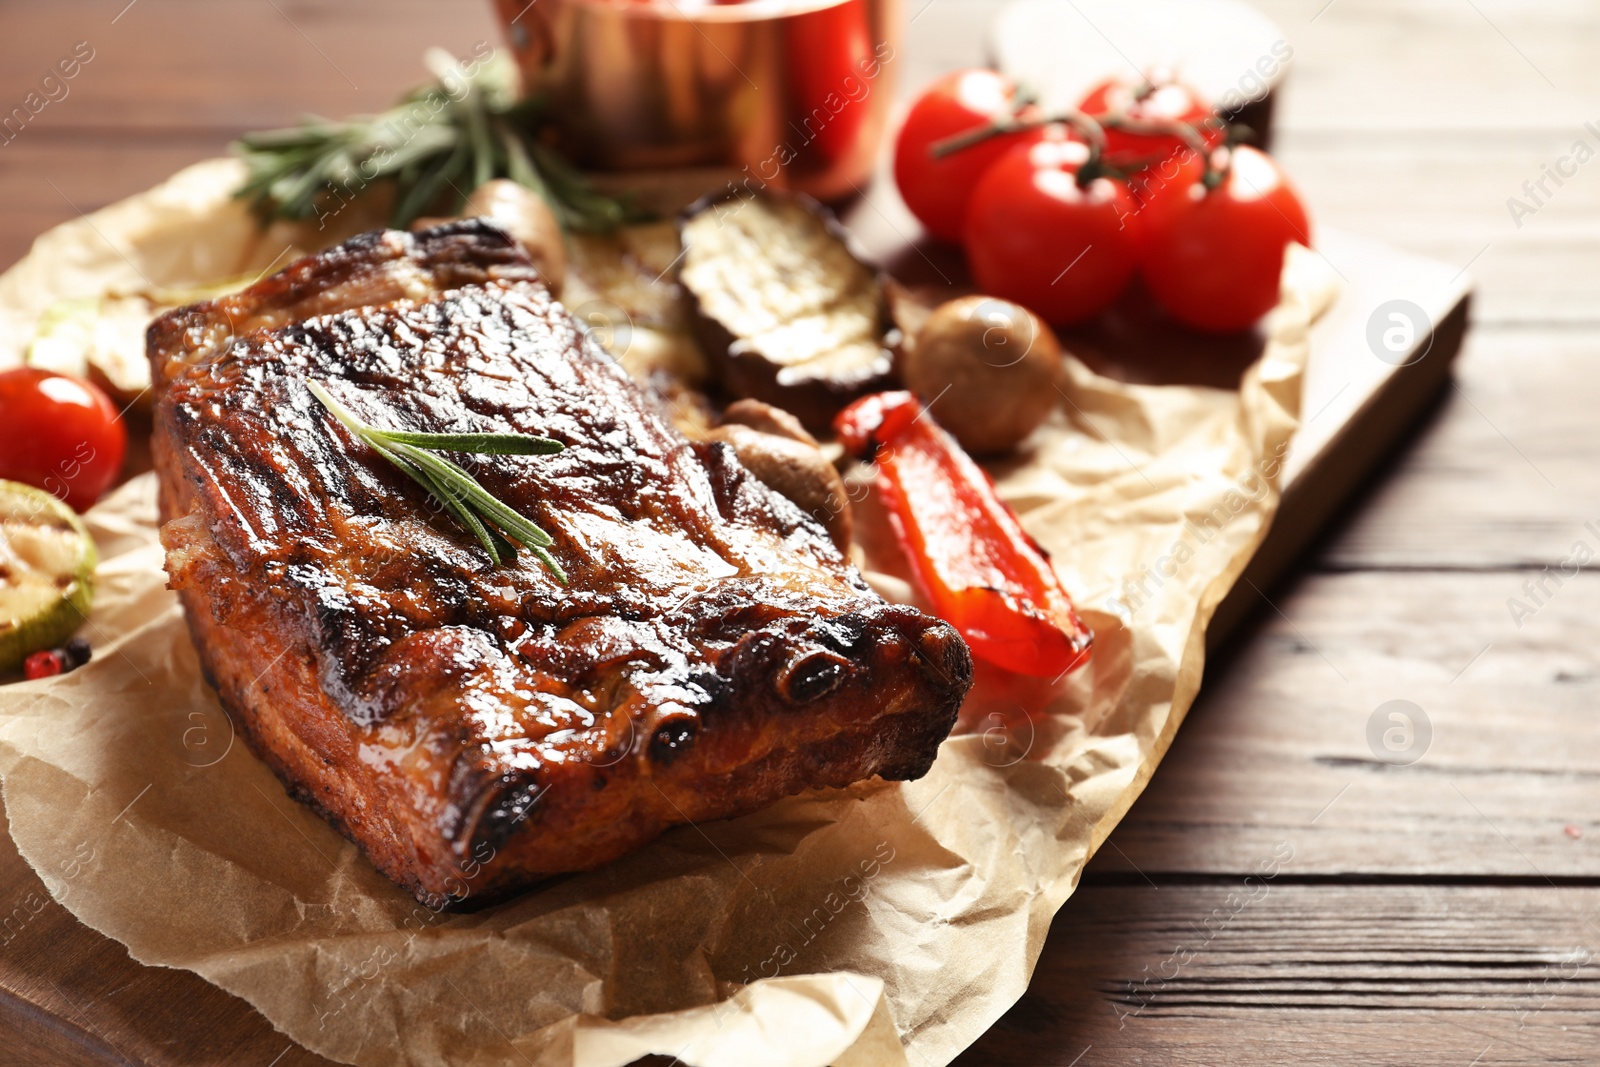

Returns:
307,380,567,581
234,49,641,233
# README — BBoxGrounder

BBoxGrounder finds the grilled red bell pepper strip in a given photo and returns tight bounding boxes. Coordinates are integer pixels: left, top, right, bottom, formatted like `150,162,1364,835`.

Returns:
835,391,1092,678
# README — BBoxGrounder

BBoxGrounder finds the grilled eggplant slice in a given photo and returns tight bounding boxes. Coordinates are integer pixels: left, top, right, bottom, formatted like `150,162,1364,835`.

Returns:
679,191,896,430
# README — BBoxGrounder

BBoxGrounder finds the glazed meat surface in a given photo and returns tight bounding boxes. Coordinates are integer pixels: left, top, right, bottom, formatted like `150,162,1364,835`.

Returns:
148,222,972,905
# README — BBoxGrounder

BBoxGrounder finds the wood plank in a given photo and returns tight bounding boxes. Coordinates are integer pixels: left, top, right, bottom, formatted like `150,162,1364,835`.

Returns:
0,0,494,275
1253,0,1600,331
0,0,497,134
1313,325,1600,570
1272,135,1600,327
1247,0,1600,134
953,883,1600,1066
1096,570,1600,878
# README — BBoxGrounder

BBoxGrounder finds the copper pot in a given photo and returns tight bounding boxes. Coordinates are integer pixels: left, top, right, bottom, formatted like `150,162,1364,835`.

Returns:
491,0,902,201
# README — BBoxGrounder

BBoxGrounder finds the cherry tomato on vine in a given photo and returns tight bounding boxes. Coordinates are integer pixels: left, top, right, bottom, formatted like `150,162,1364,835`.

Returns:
893,69,1044,243
1077,73,1225,173
1140,146,1312,334
963,129,1142,327
0,367,126,512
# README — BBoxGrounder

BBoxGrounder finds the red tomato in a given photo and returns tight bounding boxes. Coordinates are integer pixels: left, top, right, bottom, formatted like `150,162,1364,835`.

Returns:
1140,146,1312,334
1078,74,1225,173
893,69,1043,243
962,130,1141,326
0,367,126,512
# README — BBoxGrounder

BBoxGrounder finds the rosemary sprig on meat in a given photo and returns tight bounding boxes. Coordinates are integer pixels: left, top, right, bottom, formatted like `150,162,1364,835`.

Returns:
234,49,643,233
306,380,567,581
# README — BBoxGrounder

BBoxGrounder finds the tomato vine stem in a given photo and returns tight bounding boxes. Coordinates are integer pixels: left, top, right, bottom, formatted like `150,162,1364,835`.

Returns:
928,100,1236,193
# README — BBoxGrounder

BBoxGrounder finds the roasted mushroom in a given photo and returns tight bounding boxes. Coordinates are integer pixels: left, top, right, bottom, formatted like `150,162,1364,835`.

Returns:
679,191,895,431
719,397,814,442
901,296,1063,455
461,179,567,294
707,399,853,550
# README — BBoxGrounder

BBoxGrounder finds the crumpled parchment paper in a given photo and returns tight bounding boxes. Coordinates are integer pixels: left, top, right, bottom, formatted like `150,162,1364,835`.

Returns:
0,159,1332,1066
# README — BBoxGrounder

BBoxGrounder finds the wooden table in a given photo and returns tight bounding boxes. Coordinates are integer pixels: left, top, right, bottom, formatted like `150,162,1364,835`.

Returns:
1,1,1596,1063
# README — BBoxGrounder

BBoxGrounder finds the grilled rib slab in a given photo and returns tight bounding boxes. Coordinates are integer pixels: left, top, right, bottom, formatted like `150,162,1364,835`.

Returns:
148,222,972,905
